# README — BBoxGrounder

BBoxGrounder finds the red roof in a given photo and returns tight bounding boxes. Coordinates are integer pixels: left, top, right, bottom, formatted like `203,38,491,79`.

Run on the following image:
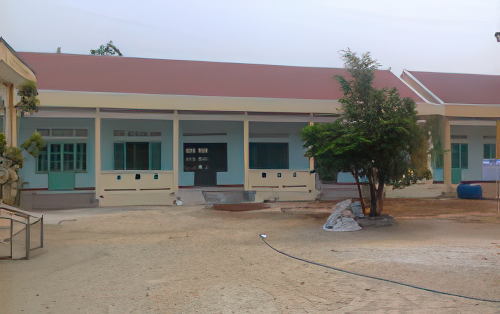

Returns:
406,71,500,105
18,52,423,102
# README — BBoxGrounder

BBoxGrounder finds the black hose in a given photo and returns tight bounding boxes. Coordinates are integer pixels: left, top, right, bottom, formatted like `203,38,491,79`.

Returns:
259,234,500,303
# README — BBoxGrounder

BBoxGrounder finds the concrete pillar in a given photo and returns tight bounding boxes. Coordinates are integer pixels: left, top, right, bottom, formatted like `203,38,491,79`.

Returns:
3,83,12,146
173,110,179,193
496,120,500,159
308,121,315,171
94,108,101,200
443,117,452,190
9,85,17,147
308,121,315,190
244,117,249,190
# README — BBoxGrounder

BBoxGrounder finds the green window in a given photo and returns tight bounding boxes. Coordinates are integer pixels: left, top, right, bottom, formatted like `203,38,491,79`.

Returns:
113,142,161,170
249,143,289,169
38,142,87,173
63,144,74,171
76,143,87,172
484,144,496,159
37,146,48,172
150,142,161,170
50,144,61,171
113,143,125,170
451,143,468,169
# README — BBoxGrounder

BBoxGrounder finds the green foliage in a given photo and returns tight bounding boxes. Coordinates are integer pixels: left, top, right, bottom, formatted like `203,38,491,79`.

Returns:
20,131,45,158
0,131,45,170
314,160,338,182
302,119,370,176
423,115,445,169
90,41,123,56
301,48,424,216
5,146,24,168
408,127,432,181
0,133,6,156
16,80,40,116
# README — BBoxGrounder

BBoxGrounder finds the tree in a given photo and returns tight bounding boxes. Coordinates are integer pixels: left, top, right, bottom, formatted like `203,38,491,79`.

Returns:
301,49,422,216
16,80,40,116
0,81,45,205
90,41,123,56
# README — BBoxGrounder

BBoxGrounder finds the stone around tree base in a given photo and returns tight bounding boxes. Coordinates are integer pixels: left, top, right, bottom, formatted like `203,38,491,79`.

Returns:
355,214,394,227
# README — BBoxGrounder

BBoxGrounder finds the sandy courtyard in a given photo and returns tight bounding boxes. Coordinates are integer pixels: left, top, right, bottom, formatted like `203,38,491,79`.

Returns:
1,201,500,313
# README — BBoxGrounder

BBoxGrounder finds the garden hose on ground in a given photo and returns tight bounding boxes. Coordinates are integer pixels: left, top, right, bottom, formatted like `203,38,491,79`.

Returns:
259,234,500,303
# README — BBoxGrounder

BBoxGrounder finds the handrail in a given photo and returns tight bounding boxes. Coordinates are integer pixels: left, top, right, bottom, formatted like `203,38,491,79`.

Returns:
0,203,43,260
0,203,42,219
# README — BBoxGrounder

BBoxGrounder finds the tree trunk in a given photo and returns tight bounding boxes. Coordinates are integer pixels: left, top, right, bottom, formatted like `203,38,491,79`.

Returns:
367,169,378,217
376,172,386,215
352,169,366,213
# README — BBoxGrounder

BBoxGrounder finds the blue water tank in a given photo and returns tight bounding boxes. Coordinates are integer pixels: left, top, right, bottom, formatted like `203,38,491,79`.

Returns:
457,184,482,199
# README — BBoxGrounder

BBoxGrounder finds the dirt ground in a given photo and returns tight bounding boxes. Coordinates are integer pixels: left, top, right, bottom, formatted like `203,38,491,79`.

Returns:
1,198,500,313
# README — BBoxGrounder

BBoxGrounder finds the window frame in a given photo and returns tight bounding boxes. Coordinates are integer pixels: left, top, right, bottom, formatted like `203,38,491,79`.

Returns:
113,141,162,171
249,142,289,170
451,143,468,170
37,141,88,174
484,143,496,160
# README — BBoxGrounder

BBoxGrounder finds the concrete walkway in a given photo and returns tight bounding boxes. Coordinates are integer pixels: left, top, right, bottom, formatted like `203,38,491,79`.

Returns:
34,206,161,225
32,182,457,226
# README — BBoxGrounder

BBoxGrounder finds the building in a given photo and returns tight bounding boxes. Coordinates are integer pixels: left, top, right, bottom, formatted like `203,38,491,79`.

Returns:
2,39,439,209
401,70,500,188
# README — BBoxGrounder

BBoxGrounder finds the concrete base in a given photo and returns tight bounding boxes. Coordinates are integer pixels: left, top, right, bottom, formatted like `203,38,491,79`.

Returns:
98,192,177,207
356,215,394,227
176,187,245,206
20,190,97,210
255,191,316,202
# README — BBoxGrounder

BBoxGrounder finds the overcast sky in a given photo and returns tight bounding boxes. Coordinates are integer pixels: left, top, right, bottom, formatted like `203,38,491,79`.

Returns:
2,0,500,75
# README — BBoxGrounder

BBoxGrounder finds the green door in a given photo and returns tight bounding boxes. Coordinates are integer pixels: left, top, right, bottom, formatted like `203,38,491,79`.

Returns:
48,172,75,190
451,143,468,184
48,143,76,190
451,169,462,184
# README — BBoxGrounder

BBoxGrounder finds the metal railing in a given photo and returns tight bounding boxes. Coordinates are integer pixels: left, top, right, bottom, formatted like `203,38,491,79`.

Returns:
0,203,43,260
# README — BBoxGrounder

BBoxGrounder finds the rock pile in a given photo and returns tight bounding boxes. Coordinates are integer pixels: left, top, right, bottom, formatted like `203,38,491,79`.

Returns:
323,199,363,232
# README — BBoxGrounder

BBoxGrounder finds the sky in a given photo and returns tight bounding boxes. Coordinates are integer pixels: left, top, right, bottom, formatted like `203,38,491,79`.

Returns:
2,0,500,76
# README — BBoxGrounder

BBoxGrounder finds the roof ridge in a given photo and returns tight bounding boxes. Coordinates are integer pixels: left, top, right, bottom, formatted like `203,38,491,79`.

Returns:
406,70,500,77
17,51,387,71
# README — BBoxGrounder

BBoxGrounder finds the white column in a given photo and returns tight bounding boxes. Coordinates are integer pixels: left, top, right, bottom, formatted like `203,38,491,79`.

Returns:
9,84,17,146
11,107,18,148
94,108,101,200
308,121,315,190
496,120,500,159
244,117,249,190
443,117,452,191
3,83,12,146
173,110,179,193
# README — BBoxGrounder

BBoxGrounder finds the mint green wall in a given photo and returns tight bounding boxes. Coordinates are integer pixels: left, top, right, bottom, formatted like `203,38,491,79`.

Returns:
433,169,444,182
101,119,173,171
18,117,95,189
179,120,244,186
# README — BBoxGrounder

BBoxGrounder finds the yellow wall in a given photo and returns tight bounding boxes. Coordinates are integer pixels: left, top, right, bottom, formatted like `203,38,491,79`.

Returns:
38,90,340,114
99,170,176,206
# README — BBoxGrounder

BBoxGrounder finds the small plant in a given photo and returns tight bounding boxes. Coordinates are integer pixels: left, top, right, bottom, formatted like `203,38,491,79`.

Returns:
20,131,45,159
16,80,40,116
90,41,123,56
